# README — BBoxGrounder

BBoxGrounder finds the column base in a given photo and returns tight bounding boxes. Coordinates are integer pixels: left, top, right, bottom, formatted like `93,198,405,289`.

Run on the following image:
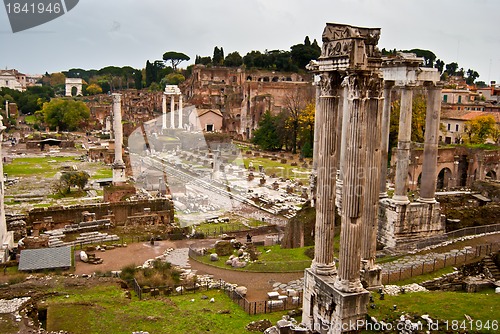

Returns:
334,278,365,294
303,269,369,334
391,195,410,205
361,263,382,291
417,197,437,204
312,261,337,276
379,192,388,199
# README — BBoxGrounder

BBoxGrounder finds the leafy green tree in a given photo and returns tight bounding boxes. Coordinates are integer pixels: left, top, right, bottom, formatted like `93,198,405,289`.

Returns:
163,73,185,85
298,102,315,158
57,171,90,194
195,55,212,65
466,69,480,85
463,115,496,144
224,51,243,67
252,111,282,150
42,99,90,131
213,47,224,65
162,51,190,71
85,83,102,95
435,59,445,75
389,92,428,150
444,62,458,77
291,36,321,69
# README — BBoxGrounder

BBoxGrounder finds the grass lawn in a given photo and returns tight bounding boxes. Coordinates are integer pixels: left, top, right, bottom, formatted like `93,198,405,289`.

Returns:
45,284,288,334
91,168,113,179
366,289,499,333
4,156,78,178
194,244,313,272
242,157,310,183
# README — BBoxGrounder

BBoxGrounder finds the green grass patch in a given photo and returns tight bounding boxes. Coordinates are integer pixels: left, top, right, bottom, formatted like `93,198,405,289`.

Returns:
4,156,77,177
91,168,113,179
195,245,313,272
242,157,310,182
24,115,37,125
45,284,288,334
367,289,500,333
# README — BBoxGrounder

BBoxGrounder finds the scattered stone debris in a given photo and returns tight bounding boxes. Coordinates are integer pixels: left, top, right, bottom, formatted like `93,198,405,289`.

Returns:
246,319,273,332
383,284,427,296
0,296,31,313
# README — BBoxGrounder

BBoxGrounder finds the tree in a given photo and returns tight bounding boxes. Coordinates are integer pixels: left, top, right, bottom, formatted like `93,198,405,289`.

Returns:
162,51,190,71
252,111,282,150
435,59,445,74
213,47,224,65
463,115,496,144
42,99,90,131
195,55,212,65
466,69,480,85
298,102,315,157
389,91,428,150
444,62,458,77
162,73,185,85
56,171,90,194
402,49,436,68
85,83,102,95
491,123,500,145
283,88,314,154
290,36,321,69
224,51,243,67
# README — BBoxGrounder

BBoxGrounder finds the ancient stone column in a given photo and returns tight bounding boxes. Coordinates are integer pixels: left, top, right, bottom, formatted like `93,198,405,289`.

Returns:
170,96,175,129
392,86,414,204
112,93,126,184
178,95,183,129
379,82,393,198
334,75,367,293
361,77,384,274
418,84,442,203
162,93,167,130
335,83,348,212
310,80,321,207
311,73,340,276
0,117,7,249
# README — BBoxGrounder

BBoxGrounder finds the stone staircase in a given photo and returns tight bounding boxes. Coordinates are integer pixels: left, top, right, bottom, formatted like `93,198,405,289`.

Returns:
483,255,500,280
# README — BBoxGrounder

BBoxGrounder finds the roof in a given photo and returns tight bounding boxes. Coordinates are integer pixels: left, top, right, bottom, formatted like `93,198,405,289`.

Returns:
441,110,500,123
18,246,72,271
197,109,223,118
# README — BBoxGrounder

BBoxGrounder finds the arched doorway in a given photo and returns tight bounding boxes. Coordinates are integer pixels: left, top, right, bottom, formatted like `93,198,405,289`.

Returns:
486,170,497,180
71,86,78,96
437,168,452,190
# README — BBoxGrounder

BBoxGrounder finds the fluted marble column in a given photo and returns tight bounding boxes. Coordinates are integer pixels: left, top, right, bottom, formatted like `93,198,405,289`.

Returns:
361,84,383,269
112,93,126,184
419,84,442,203
311,82,339,276
310,82,321,207
334,75,367,293
0,117,7,248
178,95,183,129
393,86,414,204
379,82,393,198
170,96,175,129
162,94,167,130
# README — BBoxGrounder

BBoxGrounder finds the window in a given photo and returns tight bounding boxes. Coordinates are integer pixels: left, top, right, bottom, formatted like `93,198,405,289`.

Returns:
447,124,451,131
457,107,461,110
458,96,462,103
455,124,459,131
443,95,448,103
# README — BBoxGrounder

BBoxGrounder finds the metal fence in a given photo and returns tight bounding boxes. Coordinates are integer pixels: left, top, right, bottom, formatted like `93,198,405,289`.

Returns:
400,223,500,251
129,276,302,315
381,242,499,285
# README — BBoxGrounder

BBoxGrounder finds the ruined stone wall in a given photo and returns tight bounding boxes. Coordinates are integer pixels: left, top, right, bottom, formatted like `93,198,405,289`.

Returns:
28,199,174,227
378,200,444,248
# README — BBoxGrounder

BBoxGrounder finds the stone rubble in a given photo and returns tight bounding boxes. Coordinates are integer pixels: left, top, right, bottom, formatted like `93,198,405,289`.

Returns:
0,297,31,314
383,283,427,296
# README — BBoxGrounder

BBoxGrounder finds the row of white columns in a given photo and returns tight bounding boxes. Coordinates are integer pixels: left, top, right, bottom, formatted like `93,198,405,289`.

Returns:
162,94,183,130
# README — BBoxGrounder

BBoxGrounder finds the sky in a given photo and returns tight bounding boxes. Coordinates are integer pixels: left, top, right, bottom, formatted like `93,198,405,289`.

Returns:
1,0,499,83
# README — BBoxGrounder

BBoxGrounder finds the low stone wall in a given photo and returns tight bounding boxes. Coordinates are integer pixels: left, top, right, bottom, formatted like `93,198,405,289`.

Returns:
28,199,174,227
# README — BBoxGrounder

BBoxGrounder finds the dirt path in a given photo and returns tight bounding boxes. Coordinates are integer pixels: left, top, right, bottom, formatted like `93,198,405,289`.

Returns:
73,238,304,301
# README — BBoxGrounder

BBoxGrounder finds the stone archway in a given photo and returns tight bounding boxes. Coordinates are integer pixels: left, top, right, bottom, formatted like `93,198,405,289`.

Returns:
65,78,83,97
437,167,452,190
486,170,497,180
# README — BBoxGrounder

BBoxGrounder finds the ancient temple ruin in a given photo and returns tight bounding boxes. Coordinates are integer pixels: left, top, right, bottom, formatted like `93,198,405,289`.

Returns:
378,53,445,248
302,23,384,333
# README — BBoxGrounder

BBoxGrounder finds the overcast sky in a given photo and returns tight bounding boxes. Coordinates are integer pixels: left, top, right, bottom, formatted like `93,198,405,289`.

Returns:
1,0,499,83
